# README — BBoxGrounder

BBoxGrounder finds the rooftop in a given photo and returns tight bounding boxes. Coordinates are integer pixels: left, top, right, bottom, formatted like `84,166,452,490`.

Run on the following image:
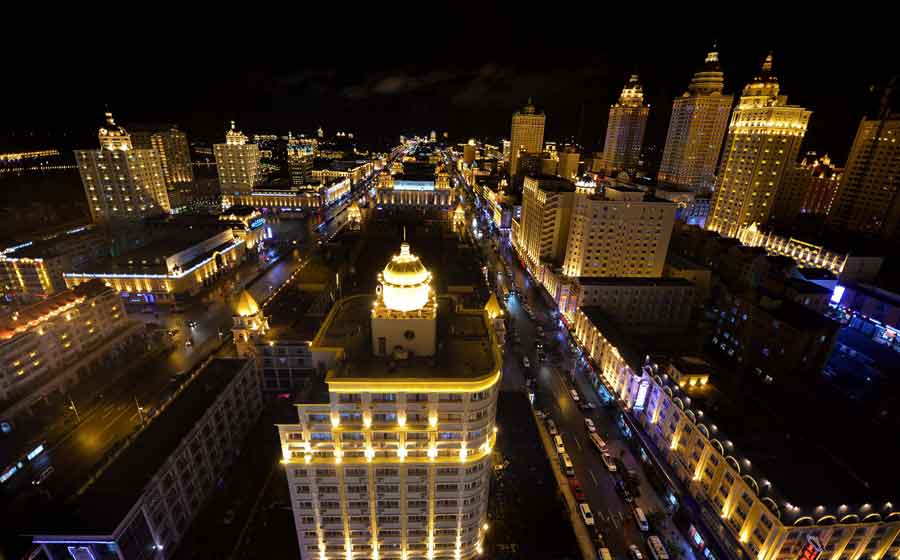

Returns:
526,175,576,192
78,227,233,275
576,277,694,288
316,295,497,382
29,359,250,536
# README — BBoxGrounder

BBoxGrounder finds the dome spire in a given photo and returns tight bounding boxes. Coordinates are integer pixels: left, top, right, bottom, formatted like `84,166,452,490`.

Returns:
761,51,773,77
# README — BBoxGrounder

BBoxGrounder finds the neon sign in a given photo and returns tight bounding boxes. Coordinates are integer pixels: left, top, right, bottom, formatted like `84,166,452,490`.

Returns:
250,218,265,230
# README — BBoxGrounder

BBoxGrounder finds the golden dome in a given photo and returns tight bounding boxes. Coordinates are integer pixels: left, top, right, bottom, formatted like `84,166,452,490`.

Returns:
235,290,260,317
382,243,430,287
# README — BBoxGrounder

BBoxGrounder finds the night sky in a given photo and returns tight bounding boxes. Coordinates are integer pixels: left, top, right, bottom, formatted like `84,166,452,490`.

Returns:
1,19,895,163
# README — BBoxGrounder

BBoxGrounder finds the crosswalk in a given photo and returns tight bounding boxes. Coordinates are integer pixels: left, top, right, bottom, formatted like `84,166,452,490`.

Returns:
596,509,628,528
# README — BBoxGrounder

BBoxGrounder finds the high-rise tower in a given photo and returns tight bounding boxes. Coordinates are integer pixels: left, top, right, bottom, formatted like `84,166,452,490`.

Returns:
75,112,170,223
706,54,811,238
214,121,260,195
601,74,650,173
658,50,733,193
509,98,545,175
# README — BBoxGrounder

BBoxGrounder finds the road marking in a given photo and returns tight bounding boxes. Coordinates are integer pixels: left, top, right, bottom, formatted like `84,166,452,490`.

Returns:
589,470,598,486
575,437,583,451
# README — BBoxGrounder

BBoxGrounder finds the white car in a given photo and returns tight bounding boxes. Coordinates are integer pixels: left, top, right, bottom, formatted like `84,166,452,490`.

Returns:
601,452,617,472
584,418,596,433
579,503,595,526
546,419,559,436
522,356,531,369
569,389,580,402
628,545,644,560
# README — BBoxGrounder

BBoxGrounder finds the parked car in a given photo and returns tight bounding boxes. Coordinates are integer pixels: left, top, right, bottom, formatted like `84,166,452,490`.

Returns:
522,356,530,369
616,479,634,503
628,544,644,560
579,503,595,527
569,478,587,502
569,389,580,402
546,419,559,436
584,418,597,433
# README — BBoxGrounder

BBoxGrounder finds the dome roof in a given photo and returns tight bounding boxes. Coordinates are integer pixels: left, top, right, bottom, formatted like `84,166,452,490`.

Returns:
234,290,260,317
382,243,430,287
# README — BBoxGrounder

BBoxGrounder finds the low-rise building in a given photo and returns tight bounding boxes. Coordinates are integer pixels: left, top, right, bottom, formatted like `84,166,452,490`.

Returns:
375,163,453,207
312,159,374,186
27,358,262,559
0,279,132,404
570,278,695,333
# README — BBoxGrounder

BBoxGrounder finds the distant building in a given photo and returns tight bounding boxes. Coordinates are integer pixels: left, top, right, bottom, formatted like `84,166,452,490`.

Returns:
28,358,262,559
658,50,732,193
278,243,498,560
0,279,132,404
516,175,576,272
707,54,811,238
375,163,453,207
509,98,545,175
75,112,170,223
601,74,649,173
463,139,477,165
772,153,842,227
287,136,317,186
557,145,580,181
214,121,260,195
826,113,900,239
131,124,194,187
312,159,374,187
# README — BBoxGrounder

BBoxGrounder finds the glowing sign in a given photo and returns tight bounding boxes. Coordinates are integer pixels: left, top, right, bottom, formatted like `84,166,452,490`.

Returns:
0,465,17,483
250,218,265,230
798,536,823,560
634,378,650,412
27,444,44,461
830,285,845,304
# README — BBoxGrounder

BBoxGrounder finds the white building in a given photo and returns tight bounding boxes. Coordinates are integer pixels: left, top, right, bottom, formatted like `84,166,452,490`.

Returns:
278,242,500,560
214,121,260,195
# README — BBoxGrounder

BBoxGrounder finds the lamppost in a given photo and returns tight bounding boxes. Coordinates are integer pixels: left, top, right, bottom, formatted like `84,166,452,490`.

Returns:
68,396,80,422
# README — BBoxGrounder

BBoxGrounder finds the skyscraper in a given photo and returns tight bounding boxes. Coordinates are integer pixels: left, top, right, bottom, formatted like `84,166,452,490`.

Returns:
601,74,649,173
517,176,576,272
771,153,842,227
706,54,811,238
658,50,733,193
279,242,498,560
288,134,317,186
826,113,900,239
130,124,194,186
214,121,260,195
75,112,170,223
509,99,545,175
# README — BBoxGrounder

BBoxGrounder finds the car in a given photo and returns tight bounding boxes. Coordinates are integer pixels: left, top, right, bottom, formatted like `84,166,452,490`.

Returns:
546,419,558,436
628,545,644,560
615,480,634,503
554,435,566,455
32,466,54,486
601,452,617,472
580,401,597,411
187,320,198,329
536,326,544,335
579,503,595,526
584,418,597,433
522,356,530,368
223,508,236,525
569,478,587,502
184,338,193,348
569,389,580,402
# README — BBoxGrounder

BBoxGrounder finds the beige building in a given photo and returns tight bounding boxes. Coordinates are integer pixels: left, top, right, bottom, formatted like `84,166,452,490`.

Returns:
707,55,811,238
517,176,576,272
826,114,900,239
602,74,649,173
132,125,194,186
278,243,499,560
658,50,733,193
75,112,171,223
557,145,580,181
509,99,545,175
562,185,676,278
772,153,842,227
214,121,260,195
0,279,131,403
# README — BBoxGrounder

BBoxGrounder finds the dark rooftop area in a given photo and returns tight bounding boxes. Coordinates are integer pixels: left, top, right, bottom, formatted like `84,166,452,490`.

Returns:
577,277,694,287
317,295,497,382
29,358,250,536
527,175,575,191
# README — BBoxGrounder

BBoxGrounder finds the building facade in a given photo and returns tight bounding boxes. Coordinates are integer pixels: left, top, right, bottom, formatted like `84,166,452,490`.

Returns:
75,113,171,223
562,186,676,278
557,145,580,181
509,99,545,175
826,114,900,239
214,121,260,195
278,243,499,560
571,279,695,332
706,55,811,238
772,153,842,227
516,176,576,272
0,279,131,403
30,358,262,560
602,74,650,173
658,51,733,193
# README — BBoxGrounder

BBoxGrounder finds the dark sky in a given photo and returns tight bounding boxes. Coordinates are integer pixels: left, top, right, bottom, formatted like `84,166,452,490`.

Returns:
1,17,895,163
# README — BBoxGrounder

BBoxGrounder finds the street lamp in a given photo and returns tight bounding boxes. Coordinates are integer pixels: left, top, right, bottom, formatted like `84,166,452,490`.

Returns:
68,396,80,422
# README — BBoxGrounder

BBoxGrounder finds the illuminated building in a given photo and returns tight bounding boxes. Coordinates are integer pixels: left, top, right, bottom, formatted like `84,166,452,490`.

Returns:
312,159,375,187
288,135,318,186
826,114,900,239
557,145,580,181
0,226,108,299
0,279,131,404
571,311,900,560
347,199,363,231
706,54,811,238
509,98,545,175
375,164,453,207
75,112,171,223
567,278,694,332
222,177,352,210
28,358,262,559
562,185,676,279
453,201,466,233
132,124,194,187
214,121,260,195
63,227,247,304
279,242,499,560
658,50,733,193
772,153,842,227
601,74,649,173
463,139,476,166
515,175,576,274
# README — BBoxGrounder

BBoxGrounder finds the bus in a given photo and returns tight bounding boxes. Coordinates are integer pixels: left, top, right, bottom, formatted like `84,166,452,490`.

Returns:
646,535,670,560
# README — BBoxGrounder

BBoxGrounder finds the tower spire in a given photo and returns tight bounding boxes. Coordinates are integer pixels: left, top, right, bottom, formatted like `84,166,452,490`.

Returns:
761,51,773,76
